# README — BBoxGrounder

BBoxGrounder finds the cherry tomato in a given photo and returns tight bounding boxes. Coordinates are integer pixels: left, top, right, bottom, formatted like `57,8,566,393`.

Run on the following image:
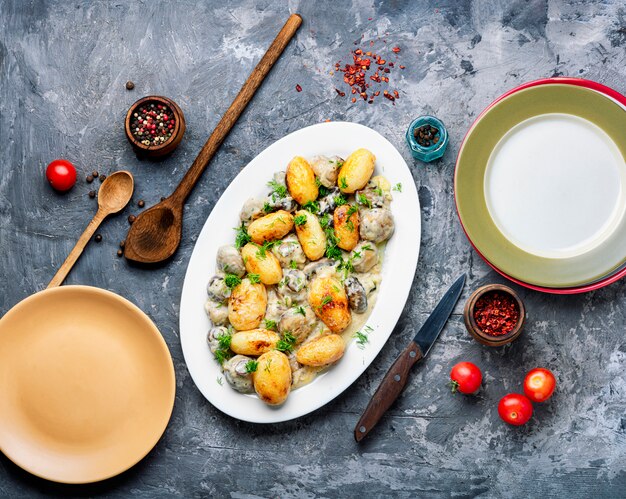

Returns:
523,368,556,403
450,361,482,394
498,393,533,426
46,159,76,192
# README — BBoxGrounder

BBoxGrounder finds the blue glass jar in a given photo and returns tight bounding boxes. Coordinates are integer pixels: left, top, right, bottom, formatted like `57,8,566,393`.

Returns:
405,116,448,162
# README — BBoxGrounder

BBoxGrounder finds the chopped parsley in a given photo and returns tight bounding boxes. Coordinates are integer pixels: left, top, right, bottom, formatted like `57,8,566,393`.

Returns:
362,243,374,251
320,213,332,229
289,260,298,269
267,179,288,199
374,186,384,196
293,305,306,316
346,205,358,232
393,183,402,192
263,318,277,330
340,177,348,189
354,326,373,349
315,177,322,187
224,273,242,289
245,360,259,373
255,240,278,259
302,200,319,213
357,193,372,208
214,331,233,364
263,201,272,213
319,295,333,308
248,273,261,284
234,223,251,249
294,214,307,226
216,376,223,386
334,194,348,206
264,358,273,373
318,184,331,197
276,332,297,353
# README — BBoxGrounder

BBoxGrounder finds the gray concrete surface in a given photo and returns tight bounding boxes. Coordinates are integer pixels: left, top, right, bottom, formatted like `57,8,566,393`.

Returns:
1,0,626,497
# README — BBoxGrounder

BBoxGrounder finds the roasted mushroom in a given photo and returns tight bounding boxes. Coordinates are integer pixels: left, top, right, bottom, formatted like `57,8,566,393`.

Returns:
207,275,231,302
278,305,317,344
272,234,307,269
355,180,388,208
317,186,341,215
277,269,308,303
216,245,246,277
204,299,229,326
264,289,288,324
359,208,394,243
223,354,255,393
206,326,230,353
303,258,340,279
310,155,342,188
240,197,267,224
351,241,379,273
344,276,368,313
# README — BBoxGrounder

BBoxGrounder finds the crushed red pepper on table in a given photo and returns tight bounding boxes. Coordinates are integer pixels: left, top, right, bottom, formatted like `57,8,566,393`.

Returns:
473,291,519,336
333,43,405,105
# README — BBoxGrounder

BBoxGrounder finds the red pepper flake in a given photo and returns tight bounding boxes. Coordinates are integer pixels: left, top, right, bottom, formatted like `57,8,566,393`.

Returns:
473,292,520,336
392,46,401,53
351,97,357,103
335,88,346,97
296,84,302,92
400,65,406,69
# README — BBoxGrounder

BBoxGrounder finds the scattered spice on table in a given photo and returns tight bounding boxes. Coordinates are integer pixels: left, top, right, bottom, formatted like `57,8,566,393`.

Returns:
138,199,145,208
295,84,302,92
99,174,106,182
333,42,405,105
125,81,135,90
414,124,440,147
119,240,125,249
128,215,136,224
129,102,176,147
473,292,519,336
92,170,99,178
94,234,102,243
160,196,166,202
88,190,96,199
86,174,94,183
117,249,124,257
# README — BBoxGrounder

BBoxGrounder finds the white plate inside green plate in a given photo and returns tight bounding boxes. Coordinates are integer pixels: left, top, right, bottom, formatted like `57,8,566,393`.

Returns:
455,84,626,287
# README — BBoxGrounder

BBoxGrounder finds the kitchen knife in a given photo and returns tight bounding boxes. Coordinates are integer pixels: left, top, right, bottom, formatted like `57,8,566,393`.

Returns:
354,274,466,442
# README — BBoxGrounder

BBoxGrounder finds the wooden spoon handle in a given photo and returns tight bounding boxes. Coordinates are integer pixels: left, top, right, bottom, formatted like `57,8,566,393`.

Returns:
171,13,302,203
354,341,423,442
47,210,107,288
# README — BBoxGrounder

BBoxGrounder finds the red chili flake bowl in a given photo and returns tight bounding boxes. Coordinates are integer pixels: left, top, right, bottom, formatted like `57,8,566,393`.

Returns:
463,284,526,347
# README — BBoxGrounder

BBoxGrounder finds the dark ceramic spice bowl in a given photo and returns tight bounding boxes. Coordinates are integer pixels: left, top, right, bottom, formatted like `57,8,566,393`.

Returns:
125,95,185,158
463,284,526,346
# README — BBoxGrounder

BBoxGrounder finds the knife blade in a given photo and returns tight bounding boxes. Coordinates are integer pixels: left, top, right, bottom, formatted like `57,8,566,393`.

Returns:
354,274,466,442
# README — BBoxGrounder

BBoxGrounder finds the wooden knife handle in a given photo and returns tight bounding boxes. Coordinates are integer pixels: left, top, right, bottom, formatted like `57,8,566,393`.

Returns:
171,13,302,204
354,341,423,442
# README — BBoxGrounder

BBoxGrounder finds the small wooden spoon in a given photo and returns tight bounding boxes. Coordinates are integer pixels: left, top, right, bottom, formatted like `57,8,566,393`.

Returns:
123,14,302,264
47,171,134,288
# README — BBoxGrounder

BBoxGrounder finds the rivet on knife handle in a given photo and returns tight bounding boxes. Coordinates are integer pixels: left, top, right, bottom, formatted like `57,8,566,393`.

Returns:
354,342,423,442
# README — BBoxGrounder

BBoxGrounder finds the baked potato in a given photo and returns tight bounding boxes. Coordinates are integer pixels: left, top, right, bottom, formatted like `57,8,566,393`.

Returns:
241,243,283,285
253,350,292,405
294,209,326,261
247,210,294,244
333,204,359,251
308,275,351,333
230,329,280,356
228,278,267,330
338,148,376,194
286,156,318,205
296,334,345,367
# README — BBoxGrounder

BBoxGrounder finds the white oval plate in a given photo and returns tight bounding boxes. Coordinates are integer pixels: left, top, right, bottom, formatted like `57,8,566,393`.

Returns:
179,122,420,423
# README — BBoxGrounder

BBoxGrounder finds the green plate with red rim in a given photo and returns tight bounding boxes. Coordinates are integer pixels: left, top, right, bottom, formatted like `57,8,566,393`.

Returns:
455,84,626,288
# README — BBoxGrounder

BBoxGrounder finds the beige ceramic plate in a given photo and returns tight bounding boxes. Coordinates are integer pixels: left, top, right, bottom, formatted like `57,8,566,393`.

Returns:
0,286,175,484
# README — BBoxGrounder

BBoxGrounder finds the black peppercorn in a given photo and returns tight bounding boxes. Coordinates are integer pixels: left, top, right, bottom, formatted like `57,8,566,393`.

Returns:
128,215,136,224
99,174,106,182
94,234,102,243
92,171,99,178
88,190,96,198
86,175,94,183
120,240,125,249
138,199,145,208
126,81,135,90
117,249,124,257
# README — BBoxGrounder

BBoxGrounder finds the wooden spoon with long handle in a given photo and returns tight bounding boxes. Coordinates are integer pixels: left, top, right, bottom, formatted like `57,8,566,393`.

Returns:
123,14,302,264
47,171,134,288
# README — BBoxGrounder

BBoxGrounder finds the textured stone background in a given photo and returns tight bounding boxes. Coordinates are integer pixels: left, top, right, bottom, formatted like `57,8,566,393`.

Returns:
1,0,626,497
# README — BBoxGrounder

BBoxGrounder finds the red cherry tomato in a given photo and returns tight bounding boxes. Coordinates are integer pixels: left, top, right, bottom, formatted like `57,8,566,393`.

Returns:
450,361,482,394
523,368,556,403
498,393,533,426
46,159,76,192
